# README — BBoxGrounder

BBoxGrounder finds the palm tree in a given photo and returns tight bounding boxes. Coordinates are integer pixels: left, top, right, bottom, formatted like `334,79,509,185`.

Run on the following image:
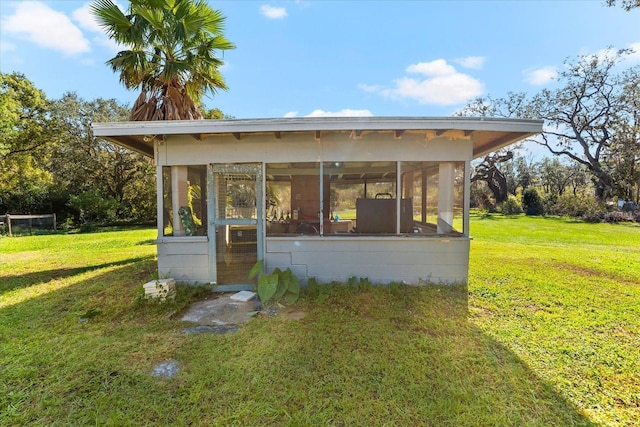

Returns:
90,0,235,121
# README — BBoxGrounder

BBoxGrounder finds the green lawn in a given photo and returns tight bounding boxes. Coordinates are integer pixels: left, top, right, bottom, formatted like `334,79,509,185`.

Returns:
1,217,638,426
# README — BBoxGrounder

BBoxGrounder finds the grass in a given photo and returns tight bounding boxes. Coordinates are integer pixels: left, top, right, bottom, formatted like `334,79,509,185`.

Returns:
1,216,639,426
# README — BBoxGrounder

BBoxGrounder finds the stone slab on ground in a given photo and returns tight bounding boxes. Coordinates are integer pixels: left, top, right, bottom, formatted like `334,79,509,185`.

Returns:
182,325,239,335
151,360,179,378
230,290,256,302
181,294,255,325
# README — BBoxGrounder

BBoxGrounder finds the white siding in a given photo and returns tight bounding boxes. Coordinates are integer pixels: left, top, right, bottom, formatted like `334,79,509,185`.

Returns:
265,236,470,285
157,238,209,284
156,132,473,167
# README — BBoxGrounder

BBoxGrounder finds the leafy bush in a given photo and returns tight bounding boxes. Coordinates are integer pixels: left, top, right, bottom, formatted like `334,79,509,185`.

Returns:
249,260,300,304
522,188,544,216
68,188,118,225
545,193,604,218
501,194,523,215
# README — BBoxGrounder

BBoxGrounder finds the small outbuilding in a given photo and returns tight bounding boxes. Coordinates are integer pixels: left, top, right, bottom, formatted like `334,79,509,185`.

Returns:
93,117,542,291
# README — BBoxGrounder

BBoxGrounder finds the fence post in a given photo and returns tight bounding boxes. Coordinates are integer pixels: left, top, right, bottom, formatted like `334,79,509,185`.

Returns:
53,213,57,231
6,214,11,237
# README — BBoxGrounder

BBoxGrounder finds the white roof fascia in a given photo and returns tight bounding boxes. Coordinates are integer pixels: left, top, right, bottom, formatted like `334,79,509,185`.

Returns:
92,117,543,137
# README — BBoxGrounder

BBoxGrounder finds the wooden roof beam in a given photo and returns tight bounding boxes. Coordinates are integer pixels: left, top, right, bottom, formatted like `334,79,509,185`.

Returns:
350,129,363,139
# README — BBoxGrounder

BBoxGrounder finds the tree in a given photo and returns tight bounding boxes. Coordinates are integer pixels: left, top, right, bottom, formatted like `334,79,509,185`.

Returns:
531,50,640,200
202,107,234,120
606,67,640,202
513,156,537,192
522,188,544,216
606,0,640,11
458,92,535,203
537,158,563,197
90,0,235,121
0,72,57,162
49,93,157,222
0,73,60,213
471,151,514,204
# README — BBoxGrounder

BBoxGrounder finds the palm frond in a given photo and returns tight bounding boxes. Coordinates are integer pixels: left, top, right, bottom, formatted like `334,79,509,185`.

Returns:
89,0,131,42
91,0,234,121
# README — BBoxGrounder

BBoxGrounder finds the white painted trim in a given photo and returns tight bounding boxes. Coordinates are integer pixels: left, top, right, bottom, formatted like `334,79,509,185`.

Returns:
156,165,164,239
396,161,401,234
266,236,471,242
93,116,543,136
464,160,471,237
157,236,208,243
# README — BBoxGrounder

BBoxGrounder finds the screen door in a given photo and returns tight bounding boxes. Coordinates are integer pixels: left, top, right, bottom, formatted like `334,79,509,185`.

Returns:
208,164,263,290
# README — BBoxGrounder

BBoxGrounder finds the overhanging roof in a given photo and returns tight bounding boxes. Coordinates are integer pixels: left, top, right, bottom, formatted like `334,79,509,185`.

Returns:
91,116,543,159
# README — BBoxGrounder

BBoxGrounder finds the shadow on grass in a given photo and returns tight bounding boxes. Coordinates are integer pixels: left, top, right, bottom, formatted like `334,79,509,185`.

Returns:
469,211,519,221
177,285,597,426
0,255,156,295
1,270,598,425
136,239,157,246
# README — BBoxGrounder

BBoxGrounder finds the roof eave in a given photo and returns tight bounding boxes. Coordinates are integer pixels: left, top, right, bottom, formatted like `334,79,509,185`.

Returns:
91,117,544,160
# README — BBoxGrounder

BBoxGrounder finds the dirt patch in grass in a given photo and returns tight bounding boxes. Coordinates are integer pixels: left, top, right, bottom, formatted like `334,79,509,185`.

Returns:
553,261,640,286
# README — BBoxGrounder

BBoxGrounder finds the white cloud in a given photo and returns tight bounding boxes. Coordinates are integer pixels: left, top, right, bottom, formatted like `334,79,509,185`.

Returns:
72,3,103,34
454,56,486,70
357,83,383,93
523,66,558,85
72,2,124,54
0,40,17,53
304,109,373,117
1,1,90,56
284,111,298,118
406,59,456,77
260,5,288,19
368,59,484,106
576,43,640,68
592,46,621,63
625,41,640,62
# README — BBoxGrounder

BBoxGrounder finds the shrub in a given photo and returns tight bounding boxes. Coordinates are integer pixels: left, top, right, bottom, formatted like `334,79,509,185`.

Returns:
602,211,635,223
68,189,118,225
545,193,604,218
501,194,523,215
522,188,544,216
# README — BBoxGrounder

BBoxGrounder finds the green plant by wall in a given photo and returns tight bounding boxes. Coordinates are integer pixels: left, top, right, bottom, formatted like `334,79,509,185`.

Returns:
248,260,300,304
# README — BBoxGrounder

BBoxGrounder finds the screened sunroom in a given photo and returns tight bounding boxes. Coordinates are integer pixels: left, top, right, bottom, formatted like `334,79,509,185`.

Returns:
92,117,542,289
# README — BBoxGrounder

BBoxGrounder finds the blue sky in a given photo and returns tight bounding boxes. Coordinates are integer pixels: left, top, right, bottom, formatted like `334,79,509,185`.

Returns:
1,0,638,120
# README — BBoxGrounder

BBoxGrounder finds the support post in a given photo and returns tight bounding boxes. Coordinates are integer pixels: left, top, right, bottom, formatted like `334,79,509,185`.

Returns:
437,162,455,234
171,166,188,236
156,166,164,238
319,161,324,236
207,165,217,284
464,161,470,237
396,162,401,234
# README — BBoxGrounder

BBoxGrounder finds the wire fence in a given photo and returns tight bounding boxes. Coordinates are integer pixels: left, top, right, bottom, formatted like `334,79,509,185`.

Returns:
0,214,57,236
